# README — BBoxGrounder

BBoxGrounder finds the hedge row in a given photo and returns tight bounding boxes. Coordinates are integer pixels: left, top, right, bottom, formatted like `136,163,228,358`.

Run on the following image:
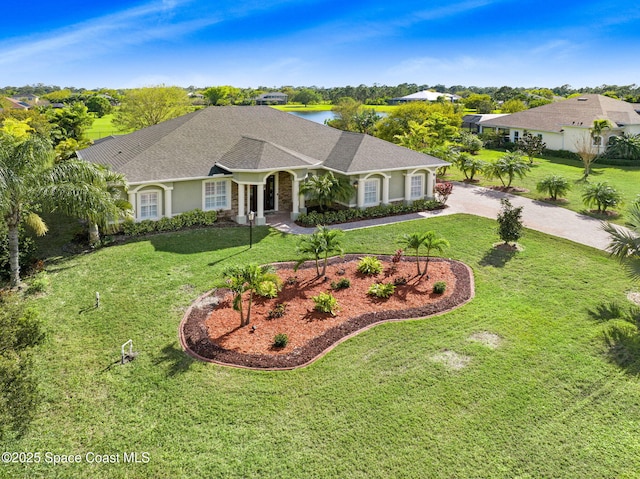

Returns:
121,209,218,236
296,199,442,227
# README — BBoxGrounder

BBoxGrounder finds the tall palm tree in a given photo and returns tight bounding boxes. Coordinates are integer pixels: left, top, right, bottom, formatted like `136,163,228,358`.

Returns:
591,119,612,155
0,123,126,287
299,172,355,212
421,231,450,278
602,204,640,281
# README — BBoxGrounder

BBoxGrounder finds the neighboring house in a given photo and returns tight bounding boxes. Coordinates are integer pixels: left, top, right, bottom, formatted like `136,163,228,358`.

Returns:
462,114,508,133
479,94,640,153
255,92,288,105
77,106,448,225
2,97,30,110
389,91,459,104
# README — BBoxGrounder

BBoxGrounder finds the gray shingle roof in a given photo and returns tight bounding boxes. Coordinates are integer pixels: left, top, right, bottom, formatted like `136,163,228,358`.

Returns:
479,94,640,132
78,106,447,182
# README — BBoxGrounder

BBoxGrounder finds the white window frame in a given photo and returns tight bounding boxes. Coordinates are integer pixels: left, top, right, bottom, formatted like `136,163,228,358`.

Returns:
203,179,231,211
363,178,380,206
137,190,161,220
410,174,425,199
513,130,520,142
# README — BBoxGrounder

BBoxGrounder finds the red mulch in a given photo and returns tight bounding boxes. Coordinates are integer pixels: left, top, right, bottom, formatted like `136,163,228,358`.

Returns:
180,254,474,369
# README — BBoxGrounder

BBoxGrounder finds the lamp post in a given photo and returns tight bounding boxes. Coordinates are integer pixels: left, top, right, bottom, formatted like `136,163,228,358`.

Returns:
248,210,255,248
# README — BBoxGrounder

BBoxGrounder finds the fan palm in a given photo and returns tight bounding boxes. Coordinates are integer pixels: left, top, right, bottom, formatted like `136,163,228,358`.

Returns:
602,204,640,281
0,123,127,287
300,172,355,212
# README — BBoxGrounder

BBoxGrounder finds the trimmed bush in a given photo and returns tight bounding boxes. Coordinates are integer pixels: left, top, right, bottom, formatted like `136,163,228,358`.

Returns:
267,303,287,320
296,200,441,227
121,209,218,236
273,333,289,348
433,281,447,294
357,256,383,275
367,282,396,299
312,292,338,315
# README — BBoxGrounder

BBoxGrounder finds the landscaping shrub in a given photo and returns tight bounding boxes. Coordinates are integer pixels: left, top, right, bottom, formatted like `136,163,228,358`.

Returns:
357,256,383,275
367,282,396,299
25,272,50,295
296,200,441,227
257,280,280,298
121,209,218,236
331,278,351,290
267,303,287,320
312,292,338,315
273,333,289,348
433,281,447,294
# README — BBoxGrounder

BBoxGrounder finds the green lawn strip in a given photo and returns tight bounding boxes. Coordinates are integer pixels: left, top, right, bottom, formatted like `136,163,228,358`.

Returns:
86,114,131,140
4,215,640,478
443,149,640,225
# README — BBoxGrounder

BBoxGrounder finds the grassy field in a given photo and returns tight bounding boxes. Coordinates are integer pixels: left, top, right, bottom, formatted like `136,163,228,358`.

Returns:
85,114,127,140
444,149,640,224
271,103,398,113
2,215,640,478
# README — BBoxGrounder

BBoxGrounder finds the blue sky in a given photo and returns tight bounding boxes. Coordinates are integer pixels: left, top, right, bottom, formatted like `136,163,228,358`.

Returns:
2,0,639,89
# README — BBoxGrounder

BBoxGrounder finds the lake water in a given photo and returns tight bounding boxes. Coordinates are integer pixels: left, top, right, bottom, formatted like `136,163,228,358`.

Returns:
287,110,388,125
288,110,336,124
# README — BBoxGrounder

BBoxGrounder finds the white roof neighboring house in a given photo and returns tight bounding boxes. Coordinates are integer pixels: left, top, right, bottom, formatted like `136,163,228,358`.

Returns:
478,94,640,152
390,91,459,104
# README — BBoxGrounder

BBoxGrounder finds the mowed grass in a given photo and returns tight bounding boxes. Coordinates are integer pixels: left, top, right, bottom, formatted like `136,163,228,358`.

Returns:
86,114,131,140
4,215,640,478
444,149,640,224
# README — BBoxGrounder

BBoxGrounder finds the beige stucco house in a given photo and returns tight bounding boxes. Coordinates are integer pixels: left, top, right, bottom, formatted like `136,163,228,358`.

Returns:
78,106,448,225
479,94,640,153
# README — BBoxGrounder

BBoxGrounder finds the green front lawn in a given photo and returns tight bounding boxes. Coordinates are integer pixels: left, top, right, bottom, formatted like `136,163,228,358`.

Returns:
444,149,640,224
85,114,128,140
4,216,640,478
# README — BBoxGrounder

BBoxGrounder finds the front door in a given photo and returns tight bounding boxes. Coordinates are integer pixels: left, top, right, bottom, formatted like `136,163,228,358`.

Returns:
250,175,276,212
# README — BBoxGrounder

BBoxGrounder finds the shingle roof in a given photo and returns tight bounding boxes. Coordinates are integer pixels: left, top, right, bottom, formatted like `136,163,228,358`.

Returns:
479,94,640,132
78,106,447,182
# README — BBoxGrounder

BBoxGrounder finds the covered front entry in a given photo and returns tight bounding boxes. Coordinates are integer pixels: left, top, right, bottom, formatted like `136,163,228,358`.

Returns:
235,171,307,225
250,175,275,212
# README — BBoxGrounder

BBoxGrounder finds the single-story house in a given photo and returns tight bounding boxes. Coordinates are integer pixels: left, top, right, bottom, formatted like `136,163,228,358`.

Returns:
462,113,508,132
254,92,288,105
389,91,459,104
478,94,640,153
77,106,448,225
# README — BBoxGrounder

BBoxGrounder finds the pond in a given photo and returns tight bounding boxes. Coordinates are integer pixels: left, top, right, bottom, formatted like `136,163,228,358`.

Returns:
287,110,388,125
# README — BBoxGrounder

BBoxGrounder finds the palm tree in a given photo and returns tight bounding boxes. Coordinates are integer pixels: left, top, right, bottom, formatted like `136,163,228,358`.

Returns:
486,151,530,188
582,182,622,214
591,119,612,155
0,123,126,287
223,264,279,327
300,172,355,212
295,225,344,276
536,175,571,201
398,232,428,275
316,225,344,276
602,203,640,281
421,231,450,278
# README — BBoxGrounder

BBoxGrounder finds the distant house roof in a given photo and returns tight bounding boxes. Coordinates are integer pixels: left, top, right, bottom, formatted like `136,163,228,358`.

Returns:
2,97,30,110
479,94,640,132
390,91,458,103
462,113,508,129
77,106,447,183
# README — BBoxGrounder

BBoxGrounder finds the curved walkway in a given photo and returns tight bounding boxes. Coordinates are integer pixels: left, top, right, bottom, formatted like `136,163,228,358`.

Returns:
267,182,623,251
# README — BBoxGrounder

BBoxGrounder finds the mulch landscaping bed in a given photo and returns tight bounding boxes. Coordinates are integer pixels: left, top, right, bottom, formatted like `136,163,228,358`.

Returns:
180,254,474,370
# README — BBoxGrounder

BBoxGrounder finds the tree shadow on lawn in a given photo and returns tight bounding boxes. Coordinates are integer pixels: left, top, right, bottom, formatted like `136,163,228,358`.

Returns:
588,301,640,375
153,342,196,376
149,225,271,255
478,245,518,268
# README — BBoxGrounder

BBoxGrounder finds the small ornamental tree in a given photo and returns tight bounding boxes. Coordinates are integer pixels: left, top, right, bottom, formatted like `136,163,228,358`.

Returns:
517,131,546,165
223,264,280,327
421,231,450,278
496,198,524,246
536,175,571,201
